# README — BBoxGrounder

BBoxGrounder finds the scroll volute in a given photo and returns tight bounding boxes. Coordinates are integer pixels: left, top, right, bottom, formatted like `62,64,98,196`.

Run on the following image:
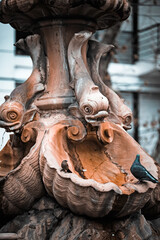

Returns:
98,121,114,144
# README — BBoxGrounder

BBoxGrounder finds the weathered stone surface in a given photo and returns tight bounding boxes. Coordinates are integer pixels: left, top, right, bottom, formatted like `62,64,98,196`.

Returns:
0,1,160,239
0,196,160,240
0,196,68,239
0,0,130,31
0,1,159,221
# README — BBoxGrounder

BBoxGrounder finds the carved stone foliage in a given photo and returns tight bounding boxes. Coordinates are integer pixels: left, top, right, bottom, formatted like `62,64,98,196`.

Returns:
0,1,160,239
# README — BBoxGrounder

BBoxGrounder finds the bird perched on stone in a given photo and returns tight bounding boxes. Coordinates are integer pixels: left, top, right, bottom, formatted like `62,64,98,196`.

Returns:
61,160,71,173
77,168,87,179
130,154,159,183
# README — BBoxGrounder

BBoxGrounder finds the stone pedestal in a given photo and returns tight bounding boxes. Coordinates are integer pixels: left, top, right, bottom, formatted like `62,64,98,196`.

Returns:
0,1,160,239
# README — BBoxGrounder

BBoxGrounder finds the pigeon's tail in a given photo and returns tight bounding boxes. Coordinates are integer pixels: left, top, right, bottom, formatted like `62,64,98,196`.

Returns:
147,171,159,183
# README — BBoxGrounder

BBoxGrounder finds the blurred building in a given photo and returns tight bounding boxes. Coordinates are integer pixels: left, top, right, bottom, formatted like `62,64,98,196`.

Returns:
0,0,160,156
0,24,32,148
107,0,160,156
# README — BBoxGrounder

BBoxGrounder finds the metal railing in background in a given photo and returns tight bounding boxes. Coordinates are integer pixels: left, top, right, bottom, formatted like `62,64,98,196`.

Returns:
138,23,160,62
115,23,160,64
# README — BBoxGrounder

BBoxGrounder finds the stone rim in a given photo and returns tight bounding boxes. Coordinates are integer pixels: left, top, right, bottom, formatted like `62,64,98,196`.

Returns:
0,0,130,31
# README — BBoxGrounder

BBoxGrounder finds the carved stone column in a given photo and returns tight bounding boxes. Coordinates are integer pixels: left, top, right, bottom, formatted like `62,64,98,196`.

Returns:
0,1,160,239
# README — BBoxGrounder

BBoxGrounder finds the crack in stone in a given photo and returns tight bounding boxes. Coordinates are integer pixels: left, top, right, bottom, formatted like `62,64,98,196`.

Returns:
90,157,107,179
104,149,128,181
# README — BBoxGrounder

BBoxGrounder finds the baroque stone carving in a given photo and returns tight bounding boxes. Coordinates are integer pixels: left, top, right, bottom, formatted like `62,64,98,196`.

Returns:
0,1,160,237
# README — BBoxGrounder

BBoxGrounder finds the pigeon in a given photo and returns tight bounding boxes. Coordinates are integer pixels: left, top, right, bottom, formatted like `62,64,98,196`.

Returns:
130,154,159,183
61,160,72,173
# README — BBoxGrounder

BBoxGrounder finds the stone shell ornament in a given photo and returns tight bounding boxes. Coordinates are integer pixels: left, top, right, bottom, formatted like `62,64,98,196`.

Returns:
0,122,45,215
38,119,159,218
0,118,159,218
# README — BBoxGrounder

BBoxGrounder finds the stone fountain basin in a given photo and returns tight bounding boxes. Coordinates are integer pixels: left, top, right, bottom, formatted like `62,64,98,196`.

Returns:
39,119,159,218
0,119,159,218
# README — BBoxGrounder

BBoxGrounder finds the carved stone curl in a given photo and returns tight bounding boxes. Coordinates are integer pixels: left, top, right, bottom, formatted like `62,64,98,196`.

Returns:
67,119,87,141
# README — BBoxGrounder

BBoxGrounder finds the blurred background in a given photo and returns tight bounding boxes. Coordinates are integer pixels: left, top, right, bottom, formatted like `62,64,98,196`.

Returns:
0,0,160,161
